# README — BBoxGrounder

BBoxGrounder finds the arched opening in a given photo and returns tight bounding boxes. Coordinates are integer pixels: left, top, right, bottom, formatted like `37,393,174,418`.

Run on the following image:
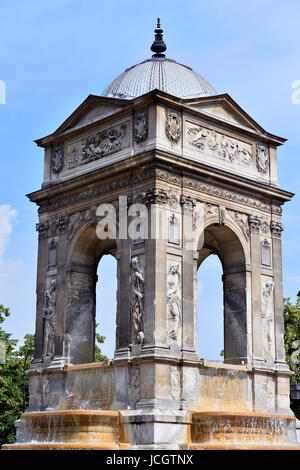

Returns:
197,223,248,365
197,254,223,361
67,225,118,364
95,254,117,360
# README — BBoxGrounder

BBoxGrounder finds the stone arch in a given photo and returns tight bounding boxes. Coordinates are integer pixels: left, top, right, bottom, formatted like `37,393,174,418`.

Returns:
66,222,118,364
197,221,250,364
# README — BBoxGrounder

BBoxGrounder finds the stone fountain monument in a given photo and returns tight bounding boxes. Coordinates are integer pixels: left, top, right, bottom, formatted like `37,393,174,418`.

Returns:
4,20,300,450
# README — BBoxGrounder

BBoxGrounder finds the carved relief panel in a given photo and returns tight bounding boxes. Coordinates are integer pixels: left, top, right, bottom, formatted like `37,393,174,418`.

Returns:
165,109,181,145
261,277,275,363
185,121,253,168
130,256,145,345
134,110,148,144
42,279,57,359
66,121,131,170
166,260,182,346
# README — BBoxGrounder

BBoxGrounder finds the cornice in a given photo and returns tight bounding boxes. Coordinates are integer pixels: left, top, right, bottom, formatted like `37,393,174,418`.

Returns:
27,150,294,213
34,90,286,149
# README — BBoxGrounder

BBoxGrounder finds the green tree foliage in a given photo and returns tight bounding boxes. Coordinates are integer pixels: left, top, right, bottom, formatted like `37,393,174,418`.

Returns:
94,323,107,362
0,306,34,447
283,296,300,419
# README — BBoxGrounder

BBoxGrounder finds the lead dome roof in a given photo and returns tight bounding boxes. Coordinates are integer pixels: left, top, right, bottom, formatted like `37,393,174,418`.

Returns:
102,19,216,100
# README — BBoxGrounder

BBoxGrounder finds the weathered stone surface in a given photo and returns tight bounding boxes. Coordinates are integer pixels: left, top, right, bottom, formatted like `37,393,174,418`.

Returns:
16,81,297,449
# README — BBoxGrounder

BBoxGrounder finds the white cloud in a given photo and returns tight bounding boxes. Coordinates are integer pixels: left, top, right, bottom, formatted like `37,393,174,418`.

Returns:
0,204,17,266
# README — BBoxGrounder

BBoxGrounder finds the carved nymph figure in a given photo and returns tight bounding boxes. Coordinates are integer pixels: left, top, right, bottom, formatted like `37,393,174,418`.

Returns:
167,262,182,342
130,256,145,345
43,279,56,358
261,280,274,360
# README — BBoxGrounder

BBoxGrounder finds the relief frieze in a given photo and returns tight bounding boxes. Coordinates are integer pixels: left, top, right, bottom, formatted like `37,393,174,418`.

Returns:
67,122,129,169
186,122,253,167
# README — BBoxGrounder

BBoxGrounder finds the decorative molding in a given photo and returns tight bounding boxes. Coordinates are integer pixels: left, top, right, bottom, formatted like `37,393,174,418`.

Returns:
38,175,131,214
137,187,179,207
256,143,269,174
51,144,64,174
180,194,196,212
167,261,182,344
182,176,282,215
36,215,69,239
38,170,284,221
130,256,145,345
270,221,284,238
165,109,181,144
261,220,269,234
42,279,56,359
57,215,69,232
155,169,181,186
36,221,49,238
145,187,170,206
67,123,128,169
248,214,262,233
134,110,148,143
187,123,252,167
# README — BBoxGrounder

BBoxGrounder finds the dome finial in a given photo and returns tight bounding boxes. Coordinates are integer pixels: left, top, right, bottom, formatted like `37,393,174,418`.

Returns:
151,18,167,58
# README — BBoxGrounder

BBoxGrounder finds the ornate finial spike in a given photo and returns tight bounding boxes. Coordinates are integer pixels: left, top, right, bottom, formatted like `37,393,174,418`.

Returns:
151,18,167,58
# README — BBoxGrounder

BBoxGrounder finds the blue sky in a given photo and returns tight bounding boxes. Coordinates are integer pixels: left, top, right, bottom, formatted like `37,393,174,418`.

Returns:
0,0,299,359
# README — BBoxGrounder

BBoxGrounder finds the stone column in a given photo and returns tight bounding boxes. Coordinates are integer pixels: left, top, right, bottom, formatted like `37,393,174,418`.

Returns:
181,195,198,359
142,189,169,355
270,220,287,367
32,225,49,364
249,214,264,366
115,238,131,357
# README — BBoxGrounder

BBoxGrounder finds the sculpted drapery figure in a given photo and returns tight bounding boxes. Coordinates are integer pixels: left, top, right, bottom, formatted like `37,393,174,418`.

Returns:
43,279,56,358
167,262,181,342
261,280,274,360
130,256,145,345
